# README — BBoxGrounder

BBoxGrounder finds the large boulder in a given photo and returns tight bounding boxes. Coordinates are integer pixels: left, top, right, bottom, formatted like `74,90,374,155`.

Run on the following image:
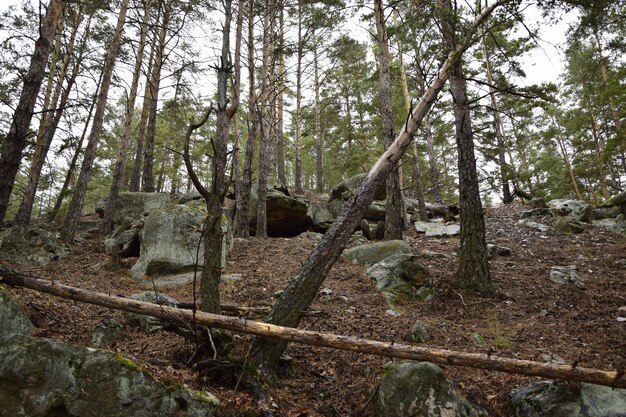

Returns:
328,174,387,222
375,362,486,417
547,199,591,222
104,217,143,258
510,380,626,417
0,226,69,266
308,198,335,232
248,183,314,236
0,335,218,417
342,240,412,266
0,286,34,338
95,192,172,226
415,221,460,237
129,200,210,288
366,254,431,309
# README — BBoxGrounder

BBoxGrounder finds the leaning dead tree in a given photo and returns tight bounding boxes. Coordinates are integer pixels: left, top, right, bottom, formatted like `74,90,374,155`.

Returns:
250,0,510,374
1,270,624,389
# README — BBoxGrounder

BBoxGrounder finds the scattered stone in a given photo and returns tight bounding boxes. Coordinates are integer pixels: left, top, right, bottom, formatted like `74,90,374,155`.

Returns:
385,308,400,317
549,266,585,288
375,362,486,417
488,244,511,258
615,259,626,269
299,231,323,240
91,319,123,348
273,289,284,298
547,199,591,221
539,353,565,364
510,380,626,417
553,216,584,234
128,292,180,332
410,320,430,343
419,249,450,259
366,254,431,309
320,288,333,296
415,220,460,237
518,219,551,233
0,286,34,338
342,240,412,266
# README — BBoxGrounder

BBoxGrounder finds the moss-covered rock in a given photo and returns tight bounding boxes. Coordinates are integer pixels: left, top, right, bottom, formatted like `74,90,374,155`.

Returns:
0,335,218,417
0,286,34,338
510,380,626,417
375,362,486,417
342,240,412,266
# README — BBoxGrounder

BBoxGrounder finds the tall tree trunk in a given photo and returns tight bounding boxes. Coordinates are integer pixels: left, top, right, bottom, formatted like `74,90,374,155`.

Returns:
375,0,403,239
424,115,442,202
129,43,156,192
16,13,69,224
101,0,153,233
60,0,129,242
48,66,101,222
293,1,304,193
441,0,493,296
313,40,324,193
256,0,274,237
0,0,64,224
589,111,609,199
275,5,286,186
143,0,174,192
250,1,503,375
482,37,512,204
396,22,427,221
552,116,582,199
234,0,257,237
509,116,533,193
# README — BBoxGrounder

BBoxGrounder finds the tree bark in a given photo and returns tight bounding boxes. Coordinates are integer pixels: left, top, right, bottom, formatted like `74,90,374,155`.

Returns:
250,0,504,374
482,36,512,204
101,0,153,234
255,0,274,238
16,12,71,225
375,0,403,239
234,0,257,238
293,1,304,193
552,115,582,200
275,6,286,187
60,0,129,242
313,40,324,193
142,0,174,193
0,0,64,225
440,0,493,296
3,269,623,389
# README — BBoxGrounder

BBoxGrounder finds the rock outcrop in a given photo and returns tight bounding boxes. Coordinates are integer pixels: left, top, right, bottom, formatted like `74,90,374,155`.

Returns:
341,240,412,266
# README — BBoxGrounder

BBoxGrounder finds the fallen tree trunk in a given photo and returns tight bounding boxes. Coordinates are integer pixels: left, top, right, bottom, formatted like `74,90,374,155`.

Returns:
1,269,624,389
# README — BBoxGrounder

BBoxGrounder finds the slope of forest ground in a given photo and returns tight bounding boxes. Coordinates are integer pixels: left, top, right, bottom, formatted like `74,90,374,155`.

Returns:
3,203,626,416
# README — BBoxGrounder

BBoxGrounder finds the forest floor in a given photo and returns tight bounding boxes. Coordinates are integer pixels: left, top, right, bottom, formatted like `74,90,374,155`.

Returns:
3,203,626,416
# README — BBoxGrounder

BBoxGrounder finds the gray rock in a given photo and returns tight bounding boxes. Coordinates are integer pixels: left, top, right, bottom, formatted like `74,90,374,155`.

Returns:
510,380,626,417
410,320,430,343
0,226,70,266
308,201,334,232
248,183,314,236
554,216,585,234
539,353,565,364
91,319,123,348
375,362,486,417
615,259,626,269
518,219,551,233
549,266,585,288
128,292,180,332
589,206,622,220
519,208,552,218
342,240,412,266
104,217,143,258
528,198,548,209
0,335,218,417
419,249,450,259
95,192,172,225
488,244,511,258
366,254,431,309
415,221,460,237
547,199,591,221
299,231,323,240
328,174,387,222
0,286,34,338
609,190,626,207
129,201,220,288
